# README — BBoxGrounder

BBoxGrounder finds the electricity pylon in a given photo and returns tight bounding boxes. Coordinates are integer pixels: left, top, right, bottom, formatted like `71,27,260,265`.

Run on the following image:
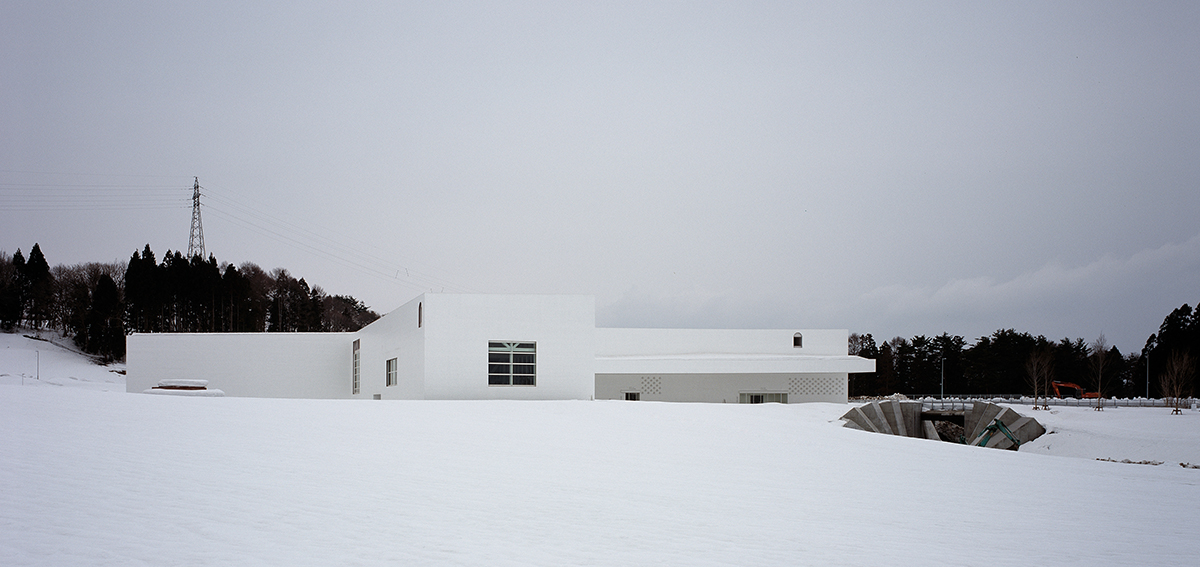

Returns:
188,177,205,259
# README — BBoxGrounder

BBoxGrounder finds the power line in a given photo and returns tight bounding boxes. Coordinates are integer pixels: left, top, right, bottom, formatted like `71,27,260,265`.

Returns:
0,169,185,178
202,204,451,293
199,182,480,293
0,170,481,294
0,183,186,189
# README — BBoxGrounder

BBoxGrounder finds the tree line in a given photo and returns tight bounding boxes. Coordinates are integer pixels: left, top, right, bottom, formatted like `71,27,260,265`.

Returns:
3,241,1194,399
848,303,1199,402
1,243,380,361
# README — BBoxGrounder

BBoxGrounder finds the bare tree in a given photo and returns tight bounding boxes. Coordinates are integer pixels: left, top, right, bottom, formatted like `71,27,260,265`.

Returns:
1089,334,1110,411
1025,348,1053,410
1159,351,1194,415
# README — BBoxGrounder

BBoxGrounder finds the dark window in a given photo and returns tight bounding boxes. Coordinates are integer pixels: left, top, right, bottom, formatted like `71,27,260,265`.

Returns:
488,341,536,386
740,393,787,404
625,392,641,401
352,339,360,395
793,333,803,348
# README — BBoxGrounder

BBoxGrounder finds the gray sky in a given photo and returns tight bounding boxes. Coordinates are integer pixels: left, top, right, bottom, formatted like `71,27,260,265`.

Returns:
3,1,1197,353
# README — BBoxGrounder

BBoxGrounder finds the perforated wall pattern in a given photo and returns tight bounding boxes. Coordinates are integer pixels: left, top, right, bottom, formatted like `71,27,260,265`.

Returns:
789,376,845,397
641,376,662,395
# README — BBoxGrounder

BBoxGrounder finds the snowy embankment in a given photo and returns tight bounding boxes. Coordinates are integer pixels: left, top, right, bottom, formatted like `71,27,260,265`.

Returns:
0,329,124,391
2,332,1199,566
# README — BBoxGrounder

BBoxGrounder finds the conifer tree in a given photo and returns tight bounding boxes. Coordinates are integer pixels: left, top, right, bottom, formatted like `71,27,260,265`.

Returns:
124,245,161,333
0,251,21,330
10,249,27,326
23,244,54,330
84,274,124,360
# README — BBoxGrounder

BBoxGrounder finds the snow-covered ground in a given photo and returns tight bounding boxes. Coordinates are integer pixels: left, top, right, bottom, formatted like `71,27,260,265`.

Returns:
0,329,125,391
2,331,1198,566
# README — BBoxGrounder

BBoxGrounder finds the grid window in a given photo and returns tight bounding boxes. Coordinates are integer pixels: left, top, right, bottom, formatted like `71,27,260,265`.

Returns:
352,340,360,395
386,357,398,387
488,342,536,386
625,392,641,401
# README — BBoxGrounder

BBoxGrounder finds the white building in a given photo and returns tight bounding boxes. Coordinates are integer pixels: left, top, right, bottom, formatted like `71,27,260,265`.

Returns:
127,294,874,403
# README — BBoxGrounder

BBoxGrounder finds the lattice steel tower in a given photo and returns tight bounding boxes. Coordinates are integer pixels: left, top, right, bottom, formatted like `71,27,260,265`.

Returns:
188,176,205,259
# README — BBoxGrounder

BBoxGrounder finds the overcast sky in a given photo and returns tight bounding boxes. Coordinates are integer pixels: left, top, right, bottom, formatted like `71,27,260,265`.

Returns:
3,1,1197,353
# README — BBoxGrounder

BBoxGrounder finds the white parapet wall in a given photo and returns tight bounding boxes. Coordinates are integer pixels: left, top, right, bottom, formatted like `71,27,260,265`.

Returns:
127,332,355,399
597,328,852,357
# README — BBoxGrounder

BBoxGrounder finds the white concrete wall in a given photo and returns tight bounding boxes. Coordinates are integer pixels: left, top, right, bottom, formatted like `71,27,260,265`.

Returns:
595,372,849,404
594,328,869,404
126,332,354,399
596,328,850,357
422,294,595,400
595,354,876,375
125,298,865,404
356,295,425,400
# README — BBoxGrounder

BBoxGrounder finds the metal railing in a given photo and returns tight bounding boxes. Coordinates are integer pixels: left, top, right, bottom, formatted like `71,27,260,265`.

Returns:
892,396,1197,411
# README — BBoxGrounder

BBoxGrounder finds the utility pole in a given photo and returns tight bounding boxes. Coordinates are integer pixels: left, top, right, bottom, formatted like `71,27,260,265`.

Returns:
188,177,205,260
939,356,944,400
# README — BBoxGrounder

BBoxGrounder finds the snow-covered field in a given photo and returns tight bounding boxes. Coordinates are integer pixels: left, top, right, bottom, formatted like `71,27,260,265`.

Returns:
2,332,1198,566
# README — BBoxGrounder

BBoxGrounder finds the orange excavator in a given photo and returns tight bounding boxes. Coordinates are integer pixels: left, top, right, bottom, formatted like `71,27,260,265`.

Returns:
1051,381,1099,399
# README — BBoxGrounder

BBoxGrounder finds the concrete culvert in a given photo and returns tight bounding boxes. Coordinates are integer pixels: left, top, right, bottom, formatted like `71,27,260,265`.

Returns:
840,400,1045,450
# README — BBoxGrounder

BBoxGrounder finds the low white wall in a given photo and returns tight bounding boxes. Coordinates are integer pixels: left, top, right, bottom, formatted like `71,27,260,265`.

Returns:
422,294,595,400
127,333,354,399
595,373,848,403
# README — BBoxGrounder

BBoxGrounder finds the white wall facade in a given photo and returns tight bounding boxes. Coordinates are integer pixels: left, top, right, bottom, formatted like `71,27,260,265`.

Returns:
126,332,354,398
417,294,595,400
596,328,851,357
594,373,850,404
354,296,425,399
352,294,596,400
126,295,870,404
594,328,874,404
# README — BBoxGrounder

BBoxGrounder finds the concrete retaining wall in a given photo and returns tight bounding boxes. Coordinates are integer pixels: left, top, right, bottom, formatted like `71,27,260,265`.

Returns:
840,400,1044,450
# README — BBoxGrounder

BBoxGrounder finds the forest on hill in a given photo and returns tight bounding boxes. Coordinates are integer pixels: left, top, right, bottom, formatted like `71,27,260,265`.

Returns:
0,243,378,361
